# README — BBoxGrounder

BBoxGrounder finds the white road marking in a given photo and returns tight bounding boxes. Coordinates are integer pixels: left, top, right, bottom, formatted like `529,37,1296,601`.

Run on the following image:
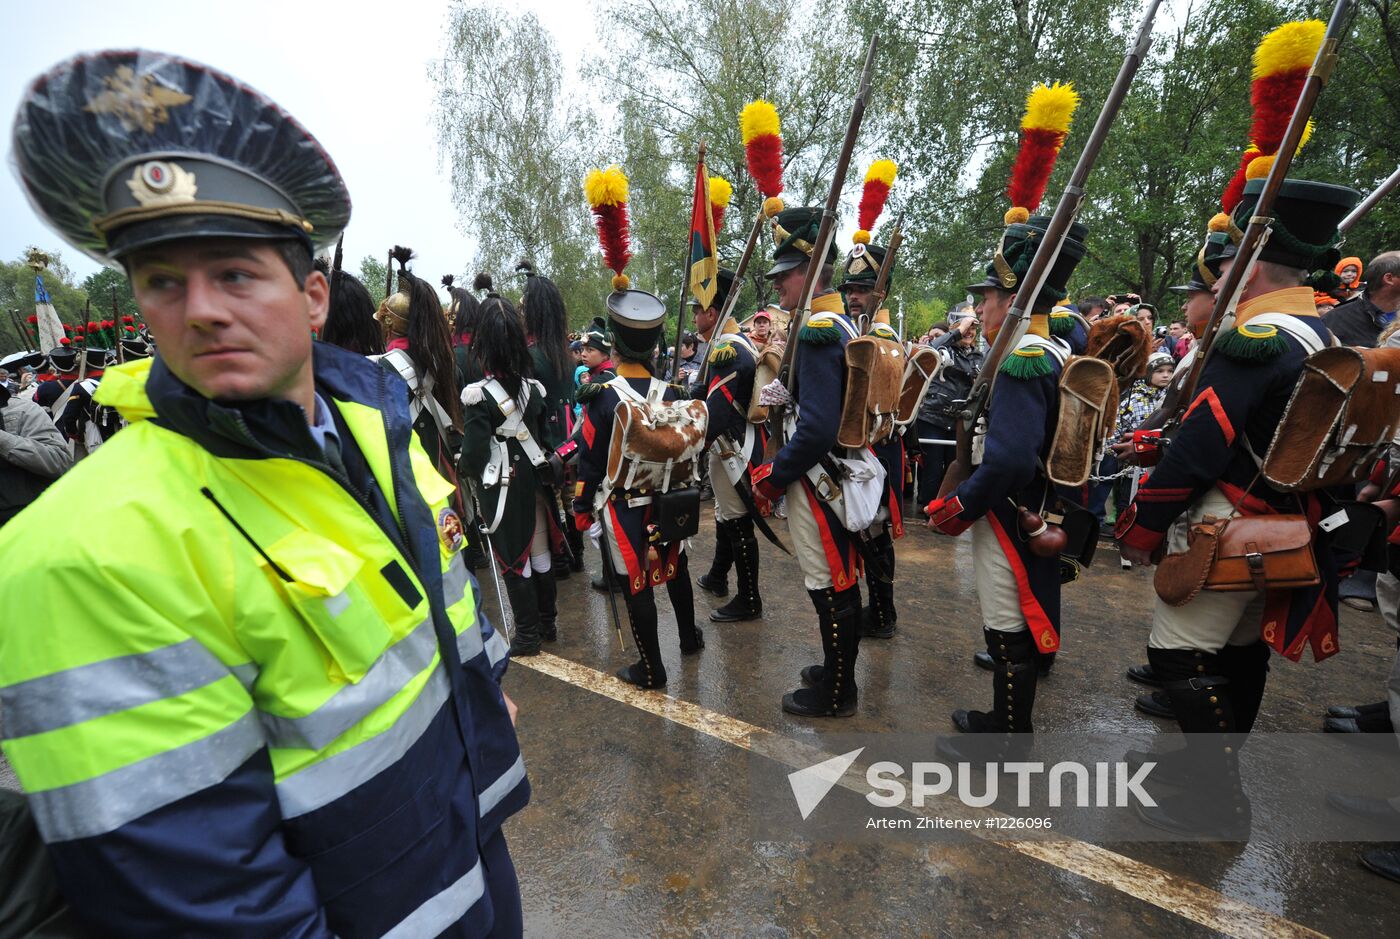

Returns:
517,651,1326,939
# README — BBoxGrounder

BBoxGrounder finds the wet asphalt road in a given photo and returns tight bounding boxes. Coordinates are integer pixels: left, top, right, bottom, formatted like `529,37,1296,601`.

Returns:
499,510,1400,938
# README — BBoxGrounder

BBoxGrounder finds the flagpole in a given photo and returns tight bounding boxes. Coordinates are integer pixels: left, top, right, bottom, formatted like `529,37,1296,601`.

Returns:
670,141,706,383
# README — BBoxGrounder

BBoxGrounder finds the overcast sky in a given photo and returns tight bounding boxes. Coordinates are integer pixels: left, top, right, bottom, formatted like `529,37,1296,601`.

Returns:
1,0,596,286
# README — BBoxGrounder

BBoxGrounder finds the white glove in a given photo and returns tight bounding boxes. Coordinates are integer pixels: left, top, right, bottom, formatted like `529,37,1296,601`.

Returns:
758,378,792,407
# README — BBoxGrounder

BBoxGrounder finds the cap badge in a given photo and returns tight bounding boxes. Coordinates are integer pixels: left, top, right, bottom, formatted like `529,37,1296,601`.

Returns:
83,66,192,133
126,161,198,208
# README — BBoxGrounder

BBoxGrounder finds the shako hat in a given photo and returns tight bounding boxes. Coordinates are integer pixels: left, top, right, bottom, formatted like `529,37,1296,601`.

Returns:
1220,177,1359,270
1169,231,1232,293
766,206,837,279
12,49,350,261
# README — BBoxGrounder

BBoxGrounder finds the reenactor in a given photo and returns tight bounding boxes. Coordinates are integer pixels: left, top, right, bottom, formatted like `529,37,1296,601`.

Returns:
575,166,707,688
694,268,768,622
750,206,874,717
1117,176,1361,836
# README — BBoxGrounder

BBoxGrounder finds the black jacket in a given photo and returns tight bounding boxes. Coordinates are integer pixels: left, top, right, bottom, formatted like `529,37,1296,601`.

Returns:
1323,293,1391,348
917,338,983,430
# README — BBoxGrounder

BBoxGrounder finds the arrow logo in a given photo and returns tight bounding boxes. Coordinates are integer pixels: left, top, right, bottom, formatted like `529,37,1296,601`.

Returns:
787,748,865,820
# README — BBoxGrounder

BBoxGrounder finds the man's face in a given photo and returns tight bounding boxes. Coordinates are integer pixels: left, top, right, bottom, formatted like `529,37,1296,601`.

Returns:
1168,322,1184,338
681,342,697,359
844,284,873,317
1182,289,1212,330
693,304,718,337
751,317,771,340
1084,304,1105,323
974,287,1013,338
772,262,807,312
581,346,606,369
128,240,326,406
1111,302,1131,316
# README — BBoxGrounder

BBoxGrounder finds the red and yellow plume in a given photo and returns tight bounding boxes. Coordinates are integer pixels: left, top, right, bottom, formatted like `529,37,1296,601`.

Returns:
1218,20,1323,223
855,159,896,245
1005,81,1080,226
709,174,732,233
740,100,785,218
585,165,632,291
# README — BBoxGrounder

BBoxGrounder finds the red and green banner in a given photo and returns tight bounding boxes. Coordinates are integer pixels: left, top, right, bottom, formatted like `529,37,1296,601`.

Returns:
687,153,719,310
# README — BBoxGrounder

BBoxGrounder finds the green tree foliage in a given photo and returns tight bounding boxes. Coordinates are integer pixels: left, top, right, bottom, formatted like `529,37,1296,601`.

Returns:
359,254,389,307
430,2,608,328
0,250,88,353
80,266,141,326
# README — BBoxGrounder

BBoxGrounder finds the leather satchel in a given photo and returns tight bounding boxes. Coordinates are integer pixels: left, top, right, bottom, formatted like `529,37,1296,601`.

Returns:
1154,514,1319,605
656,487,702,542
837,335,905,447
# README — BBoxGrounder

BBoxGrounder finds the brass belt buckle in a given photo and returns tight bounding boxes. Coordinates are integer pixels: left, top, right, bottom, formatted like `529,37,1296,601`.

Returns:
814,473,839,502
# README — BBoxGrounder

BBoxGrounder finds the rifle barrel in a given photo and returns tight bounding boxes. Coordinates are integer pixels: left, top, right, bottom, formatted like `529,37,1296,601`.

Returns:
1340,163,1400,233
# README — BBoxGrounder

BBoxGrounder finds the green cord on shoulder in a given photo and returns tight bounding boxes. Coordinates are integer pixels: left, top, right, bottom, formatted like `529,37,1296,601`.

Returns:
999,346,1056,380
1215,322,1288,362
798,317,842,345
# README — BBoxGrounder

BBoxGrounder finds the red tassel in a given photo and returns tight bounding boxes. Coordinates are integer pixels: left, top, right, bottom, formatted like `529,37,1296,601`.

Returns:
858,180,891,233
1250,69,1308,156
745,135,784,198
590,202,632,277
1006,127,1065,214
1220,148,1257,214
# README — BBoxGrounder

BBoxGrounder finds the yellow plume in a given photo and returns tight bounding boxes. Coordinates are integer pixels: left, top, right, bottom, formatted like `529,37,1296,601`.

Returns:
1004,206,1030,225
1021,81,1080,133
864,159,897,186
709,175,733,207
740,100,781,144
584,165,629,207
1253,20,1325,79
1208,212,1232,233
1245,154,1274,180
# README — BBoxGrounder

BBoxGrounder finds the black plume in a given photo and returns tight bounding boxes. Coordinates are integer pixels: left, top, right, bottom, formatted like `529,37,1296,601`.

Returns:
515,259,536,276
442,274,455,289
473,272,495,295
389,245,414,271
313,257,331,276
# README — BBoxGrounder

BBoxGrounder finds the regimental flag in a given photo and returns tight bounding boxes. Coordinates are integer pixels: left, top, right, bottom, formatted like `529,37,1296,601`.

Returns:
33,274,64,351
688,153,719,310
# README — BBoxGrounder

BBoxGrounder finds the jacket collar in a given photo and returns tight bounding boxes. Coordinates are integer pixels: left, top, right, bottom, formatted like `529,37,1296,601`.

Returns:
1236,286,1318,326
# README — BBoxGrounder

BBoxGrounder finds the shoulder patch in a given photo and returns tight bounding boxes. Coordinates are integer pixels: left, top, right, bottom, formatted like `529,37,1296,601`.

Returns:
799,316,842,345
1049,310,1078,338
999,345,1056,380
576,381,606,403
1215,322,1288,362
708,340,738,365
869,323,898,340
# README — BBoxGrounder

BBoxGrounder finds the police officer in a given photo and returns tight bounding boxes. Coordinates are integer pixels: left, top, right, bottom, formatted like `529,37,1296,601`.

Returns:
839,241,906,639
1117,177,1360,836
0,51,526,936
695,268,767,622
751,206,873,717
924,213,1091,741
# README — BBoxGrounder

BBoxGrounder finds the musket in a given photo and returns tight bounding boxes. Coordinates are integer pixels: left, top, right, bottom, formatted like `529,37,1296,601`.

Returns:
1340,163,1400,234
112,287,125,365
595,518,629,651
6,308,29,351
671,141,706,383
1164,0,1355,433
764,35,878,457
938,0,1164,499
866,210,905,331
77,299,90,382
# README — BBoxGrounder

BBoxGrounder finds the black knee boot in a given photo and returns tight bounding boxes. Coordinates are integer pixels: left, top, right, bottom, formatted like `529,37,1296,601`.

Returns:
504,572,542,657
535,566,558,642
617,587,667,689
1218,640,1270,734
861,532,897,639
784,587,860,717
952,628,1038,733
697,518,733,596
1134,647,1251,838
668,553,704,654
711,516,763,622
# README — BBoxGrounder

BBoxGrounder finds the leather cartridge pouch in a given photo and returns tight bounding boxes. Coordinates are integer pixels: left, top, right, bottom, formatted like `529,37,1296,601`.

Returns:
747,346,783,424
656,487,702,542
1154,518,1225,607
837,335,905,448
1263,346,1400,492
1047,356,1118,487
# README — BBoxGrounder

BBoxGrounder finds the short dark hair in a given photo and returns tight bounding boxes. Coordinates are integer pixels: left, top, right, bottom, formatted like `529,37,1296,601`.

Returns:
1078,296,1108,313
930,321,950,332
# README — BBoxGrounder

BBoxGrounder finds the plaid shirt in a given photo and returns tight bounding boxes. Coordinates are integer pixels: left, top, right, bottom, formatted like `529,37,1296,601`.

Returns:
1117,379,1164,433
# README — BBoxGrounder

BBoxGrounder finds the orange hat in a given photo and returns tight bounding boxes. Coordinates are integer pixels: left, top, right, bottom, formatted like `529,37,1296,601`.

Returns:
1335,256,1363,287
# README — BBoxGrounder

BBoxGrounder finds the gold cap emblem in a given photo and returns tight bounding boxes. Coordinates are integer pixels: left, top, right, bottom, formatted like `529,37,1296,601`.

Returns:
84,66,192,133
126,161,198,208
